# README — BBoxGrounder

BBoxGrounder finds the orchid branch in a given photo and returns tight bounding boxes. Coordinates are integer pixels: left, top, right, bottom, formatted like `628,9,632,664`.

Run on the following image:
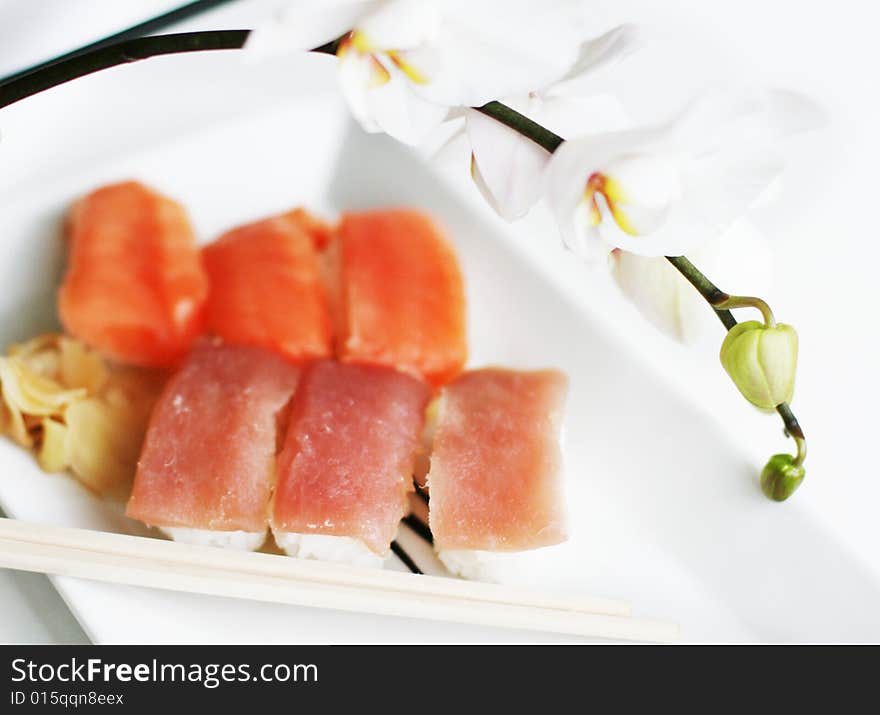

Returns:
0,30,347,109
475,102,563,153
0,29,808,498
0,0,238,86
0,31,250,108
473,103,807,482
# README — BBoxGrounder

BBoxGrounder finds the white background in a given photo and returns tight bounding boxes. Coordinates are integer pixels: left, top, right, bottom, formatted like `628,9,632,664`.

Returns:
0,0,877,642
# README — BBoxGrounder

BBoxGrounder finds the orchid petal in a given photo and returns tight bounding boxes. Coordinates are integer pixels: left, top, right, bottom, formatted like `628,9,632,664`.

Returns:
566,200,613,262
610,250,706,342
544,127,668,258
596,199,714,257
537,92,633,139
683,150,784,234
611,219,772,342
668,88,824,158
662,89,820,242
357,0,439,50
598,153,682,234
546,87,821,257
469,152,504,217
465,100,549,220
410,0,593,106
246,0,375,57
421,115,467,162
337,49,385,133
365,69,450,145
557,24,640,86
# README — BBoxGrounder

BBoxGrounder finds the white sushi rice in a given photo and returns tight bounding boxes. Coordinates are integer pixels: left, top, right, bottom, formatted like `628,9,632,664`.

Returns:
438,549,533,583
161,527,266,551
274,532,385,568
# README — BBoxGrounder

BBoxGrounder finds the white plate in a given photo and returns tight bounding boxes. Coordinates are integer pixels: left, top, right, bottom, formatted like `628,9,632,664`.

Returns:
1,50,878,644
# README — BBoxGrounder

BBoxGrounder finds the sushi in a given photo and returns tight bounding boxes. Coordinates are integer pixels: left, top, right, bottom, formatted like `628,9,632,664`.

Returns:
59,181,208,367
329,209,467,387
283,208,334,250
272,360,430,567
426,368,568,581
53,185,571,576
201,211,333,362
126,341,300,550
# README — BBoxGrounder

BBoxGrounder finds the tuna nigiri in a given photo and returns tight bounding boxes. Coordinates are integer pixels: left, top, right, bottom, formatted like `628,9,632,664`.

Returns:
201,211,333,362
59,181,208,367
426,368,568,580
126,342,300,550
330,210,467,387
272,360,430,566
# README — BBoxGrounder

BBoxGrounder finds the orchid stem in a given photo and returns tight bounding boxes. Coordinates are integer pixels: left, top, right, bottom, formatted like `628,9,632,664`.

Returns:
714,296,776,328
0,0,238,86
777,402,806,465
475,101,563,153
0,29,343,109
0,31,251,108
664,256,736,329
793,435,807,467
0,27,807,469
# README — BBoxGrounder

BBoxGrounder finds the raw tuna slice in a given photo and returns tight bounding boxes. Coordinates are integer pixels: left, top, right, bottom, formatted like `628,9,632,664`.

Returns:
59,181,208,367
427,368,568,558
126,342,300,549
272,360,430,561
330,210,467,387
202,211,333,363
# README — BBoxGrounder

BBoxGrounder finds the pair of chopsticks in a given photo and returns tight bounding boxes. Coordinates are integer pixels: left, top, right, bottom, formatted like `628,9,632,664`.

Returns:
0,518,679,642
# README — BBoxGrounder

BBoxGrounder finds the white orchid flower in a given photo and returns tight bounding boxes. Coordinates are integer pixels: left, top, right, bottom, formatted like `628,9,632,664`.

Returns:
466,24,638,220
609,218,773,342
248,0,596,145
545,89,822,260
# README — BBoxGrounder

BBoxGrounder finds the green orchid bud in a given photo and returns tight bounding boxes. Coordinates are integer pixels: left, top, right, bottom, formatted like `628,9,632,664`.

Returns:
720,320,798,411
761,453,806,501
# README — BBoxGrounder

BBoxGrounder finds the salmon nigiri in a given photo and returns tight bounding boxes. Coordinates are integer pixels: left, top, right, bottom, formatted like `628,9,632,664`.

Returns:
272,360,430,566
126,342,300,550
283,208,334,250
202,211,333,362
59,181,208,367
329,209,467,387
427,368,568,580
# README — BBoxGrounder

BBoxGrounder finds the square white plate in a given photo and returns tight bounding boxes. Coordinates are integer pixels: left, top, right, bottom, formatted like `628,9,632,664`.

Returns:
1,50,877,643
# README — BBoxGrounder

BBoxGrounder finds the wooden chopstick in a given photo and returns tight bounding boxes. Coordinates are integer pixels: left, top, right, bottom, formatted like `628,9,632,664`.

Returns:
0,518,628,616
0,518,679,642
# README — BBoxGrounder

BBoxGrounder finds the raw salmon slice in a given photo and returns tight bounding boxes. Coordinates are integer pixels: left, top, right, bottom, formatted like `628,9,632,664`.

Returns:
283,208,334,250
202,211,332,363
331,210,467,387
272,360,430,555
427,368,568,551
59,181,208,367
126,342,300,538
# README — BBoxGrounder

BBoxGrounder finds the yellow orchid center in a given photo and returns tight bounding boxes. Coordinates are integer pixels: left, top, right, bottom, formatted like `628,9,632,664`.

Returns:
583,172,639,236
336,32,390,87
337,31,429,87
386,50,429,84
350,30,373,54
